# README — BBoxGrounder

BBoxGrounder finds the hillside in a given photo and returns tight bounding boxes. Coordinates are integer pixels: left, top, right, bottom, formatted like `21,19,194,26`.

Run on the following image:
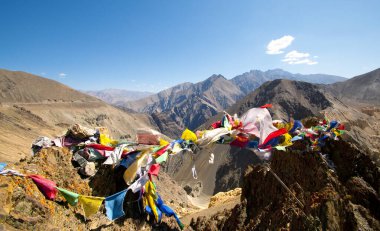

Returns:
0,69,98,103
328,68,380,105
0,69,158,163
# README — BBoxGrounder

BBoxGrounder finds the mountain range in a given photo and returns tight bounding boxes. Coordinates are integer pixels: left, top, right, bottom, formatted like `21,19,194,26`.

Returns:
121,69,346,136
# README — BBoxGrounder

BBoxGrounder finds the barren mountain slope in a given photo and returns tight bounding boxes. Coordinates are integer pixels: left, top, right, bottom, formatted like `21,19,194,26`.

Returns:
328,68,380,105
0,70,158,163
136,75,244,137
123,82,194,113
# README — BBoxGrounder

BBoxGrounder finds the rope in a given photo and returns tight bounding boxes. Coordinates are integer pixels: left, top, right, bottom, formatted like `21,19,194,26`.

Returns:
264,163,304,208
263,163,320,227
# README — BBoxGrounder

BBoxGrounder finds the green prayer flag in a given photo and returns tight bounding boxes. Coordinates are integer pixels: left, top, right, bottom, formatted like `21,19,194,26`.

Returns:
274,146,286,151
155,151,168,164
151,146,163,153
57,187,79,206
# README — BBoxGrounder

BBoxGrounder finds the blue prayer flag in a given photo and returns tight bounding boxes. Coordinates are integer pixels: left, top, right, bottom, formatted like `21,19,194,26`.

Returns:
0,163,7,172
105,189,128,220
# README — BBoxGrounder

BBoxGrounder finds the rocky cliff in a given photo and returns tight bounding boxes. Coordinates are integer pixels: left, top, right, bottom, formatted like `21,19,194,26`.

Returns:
189,140,380,230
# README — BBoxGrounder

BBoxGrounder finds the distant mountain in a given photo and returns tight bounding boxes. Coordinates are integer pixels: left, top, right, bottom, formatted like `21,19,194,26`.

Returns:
126,75,243,137
83,89,154,106
124,82,194,113
231,69,346,94
328,68,380,105
0,69,158,162
229,79,332,120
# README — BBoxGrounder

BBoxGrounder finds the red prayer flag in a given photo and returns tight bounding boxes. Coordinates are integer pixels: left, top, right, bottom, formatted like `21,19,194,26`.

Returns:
260,128,287,147
260,104,273,108
230,135,249,148
337,124,345,130
156,144,169,156
148,164,160,177
29,175,58,200
211,121,222,129
86,143,115,151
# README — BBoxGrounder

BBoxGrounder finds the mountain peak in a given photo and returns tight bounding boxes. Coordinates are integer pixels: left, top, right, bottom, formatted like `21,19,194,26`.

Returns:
265,68,291,75
207,74,226,82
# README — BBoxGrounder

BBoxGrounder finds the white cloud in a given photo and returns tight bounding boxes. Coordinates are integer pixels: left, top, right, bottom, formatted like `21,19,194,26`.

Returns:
266,35,294,54
41,72,46,76
58,73,67,78
282,50,318,65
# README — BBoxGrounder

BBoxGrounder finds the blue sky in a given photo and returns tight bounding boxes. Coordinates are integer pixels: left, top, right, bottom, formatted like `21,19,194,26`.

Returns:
1,0,379,92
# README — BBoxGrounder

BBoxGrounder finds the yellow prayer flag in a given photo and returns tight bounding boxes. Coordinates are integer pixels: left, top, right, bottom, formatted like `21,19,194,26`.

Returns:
99,134,118,146
181,129,197,142
280,133,293,147
123,151,148,184
159,138,169,146
144,181,159,222
78,195,105,217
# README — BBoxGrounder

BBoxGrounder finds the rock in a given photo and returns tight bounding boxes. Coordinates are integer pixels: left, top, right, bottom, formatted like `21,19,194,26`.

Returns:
184,185,192,195
208,188,241,208
80,162,96,176
346,177,380,218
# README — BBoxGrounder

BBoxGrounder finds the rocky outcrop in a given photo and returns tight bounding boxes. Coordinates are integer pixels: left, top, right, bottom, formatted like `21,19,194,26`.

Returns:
0,147,193,230
208,188,241,208
189,140,380,230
